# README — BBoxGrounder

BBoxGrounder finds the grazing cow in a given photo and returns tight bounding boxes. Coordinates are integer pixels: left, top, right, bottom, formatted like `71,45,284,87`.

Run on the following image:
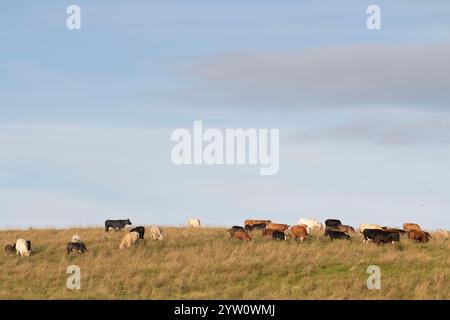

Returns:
245,223,267,232
229,229,251,241
272,230,287,241
324,228,350,241
105,219,132,232
187,218,201,228
119,232,140,249
403,223,422,232
67,242,88,255
363,229,400,245
408,230,431,243
71,234,81,243
336,225,355,234
16,239,31,256
149,226,163,240
4,244,15,255
230,226,245,232
266,223,289,232
358,224,383,233
130,226,145,240
297,218,323,234
325,219,342,229
289,225,308,242
262,228,278,237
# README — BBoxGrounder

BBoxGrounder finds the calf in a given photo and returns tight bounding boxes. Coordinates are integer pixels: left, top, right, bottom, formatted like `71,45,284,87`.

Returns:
105,219,132,232
408,230,431,243
130,226,145,240
363,229,400,245
229,229,251,241
67,242,88,255
325,219,342,229
4,244,16,255
324,228,350,241
272,230,287,241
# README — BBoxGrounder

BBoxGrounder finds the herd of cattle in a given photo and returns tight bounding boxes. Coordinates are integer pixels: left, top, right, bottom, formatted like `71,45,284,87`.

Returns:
229,218,445,245
3,217,448,256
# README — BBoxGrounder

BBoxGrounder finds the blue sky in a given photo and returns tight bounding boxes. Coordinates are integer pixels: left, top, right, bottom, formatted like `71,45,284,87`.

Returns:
1,1,450,229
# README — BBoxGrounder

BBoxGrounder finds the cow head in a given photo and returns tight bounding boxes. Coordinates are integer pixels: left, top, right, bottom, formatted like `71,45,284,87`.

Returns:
126,219,132,225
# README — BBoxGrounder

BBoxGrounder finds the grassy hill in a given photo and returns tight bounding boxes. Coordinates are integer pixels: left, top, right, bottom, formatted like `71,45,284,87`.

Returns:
0,227,449,299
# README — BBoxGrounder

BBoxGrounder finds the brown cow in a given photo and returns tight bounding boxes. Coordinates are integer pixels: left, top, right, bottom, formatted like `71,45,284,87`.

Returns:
262,228,278,237
229,229,251,241
244,219,271,227
336,225,355,233
266,223,289,232
403,223,421,232
289,225,308,242
4,244,15,255
408,230,431,243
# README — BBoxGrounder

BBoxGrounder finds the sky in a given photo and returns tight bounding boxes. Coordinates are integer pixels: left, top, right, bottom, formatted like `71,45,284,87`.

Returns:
1,1,450,229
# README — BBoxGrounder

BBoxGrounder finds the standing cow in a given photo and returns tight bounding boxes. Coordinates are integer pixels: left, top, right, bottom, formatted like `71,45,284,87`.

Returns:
325,219,342,229
289,225,308,242
297,218,323,234
266,223,289,232
187,218,201,228
105,219,132,232
16,239,32,256
403,223,422,232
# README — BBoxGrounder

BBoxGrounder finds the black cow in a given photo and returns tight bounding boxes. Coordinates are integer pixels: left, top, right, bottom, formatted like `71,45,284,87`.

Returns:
325,219,342,229
230,226,245,232
105,219,132,232
245,223,267,231
4,244,15,255
363,229,400,245
324,228,350,240
272,231,286,241
130,226,145,240
67,242,88,255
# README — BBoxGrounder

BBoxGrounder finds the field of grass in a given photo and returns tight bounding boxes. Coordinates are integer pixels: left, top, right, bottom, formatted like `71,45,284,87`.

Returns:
0,227,449,300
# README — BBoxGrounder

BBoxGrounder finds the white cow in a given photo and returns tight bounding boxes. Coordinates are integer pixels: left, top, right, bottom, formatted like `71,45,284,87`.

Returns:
297,218,323,234
358,224,383,233
149,226,164,240
16,239,31,256
119,232,140,249
187,218,201,228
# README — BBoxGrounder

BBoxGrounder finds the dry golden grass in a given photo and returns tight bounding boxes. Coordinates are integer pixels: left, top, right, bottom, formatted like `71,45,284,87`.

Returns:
0,227,449,300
